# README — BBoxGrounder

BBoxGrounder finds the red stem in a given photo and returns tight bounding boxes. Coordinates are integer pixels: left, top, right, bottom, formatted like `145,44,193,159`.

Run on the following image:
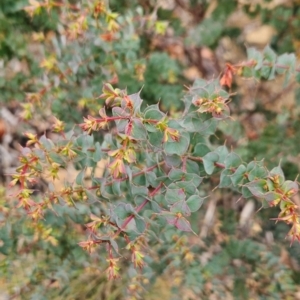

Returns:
20,157,38,189
187,155,226,169
143,119,159,124
113,182,163,236
95,116,129,123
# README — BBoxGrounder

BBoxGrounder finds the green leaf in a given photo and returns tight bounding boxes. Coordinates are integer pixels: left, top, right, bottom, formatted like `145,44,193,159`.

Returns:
193,143,211,157
112,107,130,132
112,203,135,228
0,226,13,255
184,173,203,187
164,131,190,156
186,160,200,174
112,181,121,196
135,217,146,233
183,94,194,114
246,161,257,173
148,131,163,148
186,195,204,212
65,129,74,140
270,166,285,184
85,190,97,204
264,192,281,205
266,178,275,191
154,194,167,206
247,48,263,70
145,171,158,187
242,186,252,199
110,238,119,254
130,119,147,140
282,180,298,196
261,45,277,80
75,134,94,152
225,153,242,169
202,152,219,175
182,115,206,132
132,171,146,186
215,145,229,162
49,152,66,165
134,195,147,207
164,214,194,233
164,154,182,168
168,169,185,181
151,201,162,213
192,78,209,89
248,165,267,181
200,117,218,135
129,92,143,114
92,142,102,162
80,155,97,168
276,53,296,84
186,113,218,136
170,200,191,216
144,105,165,132
176,181,196,195
165,184,186,204
219,169,232,188
39,135,55,151
297,72,300,84
191,86,210,100
174,217,194,233
212,103,230,120
246,179,268,198
230,165,247,186
75,169,85,186
168,120,182,129
131,185,148,197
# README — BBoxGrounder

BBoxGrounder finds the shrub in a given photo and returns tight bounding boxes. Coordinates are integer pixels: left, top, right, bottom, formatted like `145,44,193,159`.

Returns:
2,1,300,299
11,45,300,269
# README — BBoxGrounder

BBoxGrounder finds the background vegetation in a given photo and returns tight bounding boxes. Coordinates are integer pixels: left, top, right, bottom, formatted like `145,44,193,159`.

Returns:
1,0,300,299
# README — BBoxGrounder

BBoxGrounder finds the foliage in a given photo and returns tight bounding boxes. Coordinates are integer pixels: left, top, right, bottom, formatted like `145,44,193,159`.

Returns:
0,0,185,127
1,0,300,124
2,0,300,299
9,45,300,294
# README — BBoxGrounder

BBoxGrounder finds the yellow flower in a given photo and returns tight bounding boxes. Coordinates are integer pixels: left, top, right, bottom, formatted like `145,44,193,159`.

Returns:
108,158,126,178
